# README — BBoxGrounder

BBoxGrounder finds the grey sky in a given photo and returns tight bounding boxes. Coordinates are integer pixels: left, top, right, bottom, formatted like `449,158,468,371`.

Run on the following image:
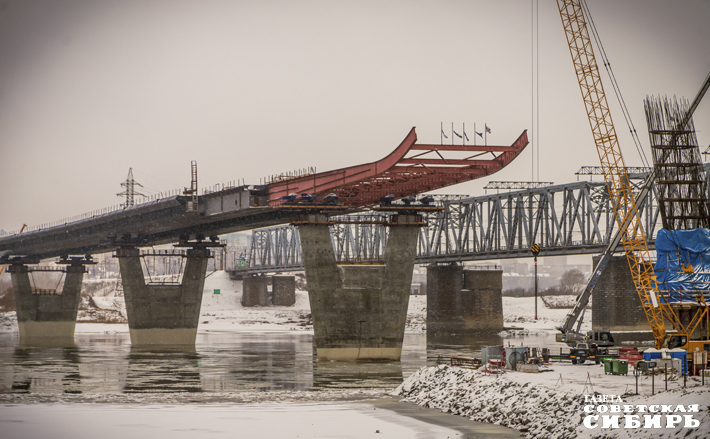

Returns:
0,0,708,232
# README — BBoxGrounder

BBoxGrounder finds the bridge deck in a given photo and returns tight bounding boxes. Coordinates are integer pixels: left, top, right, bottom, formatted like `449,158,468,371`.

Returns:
0,128,527,260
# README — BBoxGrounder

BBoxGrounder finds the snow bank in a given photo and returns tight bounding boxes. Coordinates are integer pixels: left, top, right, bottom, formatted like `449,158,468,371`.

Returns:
540,294,589,309
394,364,710,439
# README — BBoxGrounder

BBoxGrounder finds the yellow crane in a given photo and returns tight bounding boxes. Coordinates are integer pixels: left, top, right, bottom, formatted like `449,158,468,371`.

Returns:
555,0,667,347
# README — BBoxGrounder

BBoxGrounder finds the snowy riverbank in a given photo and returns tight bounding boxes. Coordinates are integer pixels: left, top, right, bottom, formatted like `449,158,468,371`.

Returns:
394,364,710,439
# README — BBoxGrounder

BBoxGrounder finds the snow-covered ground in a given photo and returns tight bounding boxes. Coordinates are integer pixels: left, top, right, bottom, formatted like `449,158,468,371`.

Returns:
501,295,590,336
395,363,709,439
0,271,430,335
0,276,568,336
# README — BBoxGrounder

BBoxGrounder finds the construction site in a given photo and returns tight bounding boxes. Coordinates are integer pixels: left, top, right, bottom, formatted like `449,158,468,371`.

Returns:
0,0,708,438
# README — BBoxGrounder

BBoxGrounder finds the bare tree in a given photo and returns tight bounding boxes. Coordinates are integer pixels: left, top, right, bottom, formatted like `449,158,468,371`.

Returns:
560,269,586,295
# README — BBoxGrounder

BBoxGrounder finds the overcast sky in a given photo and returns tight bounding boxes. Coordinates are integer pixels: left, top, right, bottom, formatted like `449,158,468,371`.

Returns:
0,0,708,233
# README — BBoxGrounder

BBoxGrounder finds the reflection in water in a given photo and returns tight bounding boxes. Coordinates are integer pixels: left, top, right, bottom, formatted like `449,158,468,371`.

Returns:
0,328,641,398
196,333,314,392
312,361,403,390
3,345,83,394
426,333,504,361
124,347,202,393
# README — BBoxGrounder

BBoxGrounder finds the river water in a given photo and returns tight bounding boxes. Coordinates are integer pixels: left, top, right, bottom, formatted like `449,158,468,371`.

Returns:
0,331,521,397
0,330,533,438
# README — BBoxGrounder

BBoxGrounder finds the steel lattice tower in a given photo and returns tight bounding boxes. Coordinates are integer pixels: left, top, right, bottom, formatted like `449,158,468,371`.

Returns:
117,168,145,208
644,96,710,230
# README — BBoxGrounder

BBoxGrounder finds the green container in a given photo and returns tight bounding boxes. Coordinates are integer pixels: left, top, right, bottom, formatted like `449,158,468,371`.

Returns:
214,289,221,295
612,359,628,375
603,358,614,374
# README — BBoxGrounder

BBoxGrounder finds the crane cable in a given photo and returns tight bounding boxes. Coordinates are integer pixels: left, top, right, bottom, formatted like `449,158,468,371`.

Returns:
580,0,651,168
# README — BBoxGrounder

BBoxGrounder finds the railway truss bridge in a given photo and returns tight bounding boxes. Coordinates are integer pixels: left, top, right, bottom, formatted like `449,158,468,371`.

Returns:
234,170,667,274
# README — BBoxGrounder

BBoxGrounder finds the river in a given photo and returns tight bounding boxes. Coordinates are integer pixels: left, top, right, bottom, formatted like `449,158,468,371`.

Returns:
0,330,529,438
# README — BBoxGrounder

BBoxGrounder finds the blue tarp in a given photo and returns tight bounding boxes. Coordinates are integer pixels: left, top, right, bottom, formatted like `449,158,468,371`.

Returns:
654,228,710,303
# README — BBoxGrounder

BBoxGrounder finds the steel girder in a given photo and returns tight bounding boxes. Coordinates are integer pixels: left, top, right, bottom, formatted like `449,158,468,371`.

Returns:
417,180,659,262
246,226,302,274
232,180,663,273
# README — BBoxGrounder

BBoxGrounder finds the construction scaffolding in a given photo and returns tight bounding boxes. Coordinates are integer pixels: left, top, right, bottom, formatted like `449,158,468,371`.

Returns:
644,96,710,230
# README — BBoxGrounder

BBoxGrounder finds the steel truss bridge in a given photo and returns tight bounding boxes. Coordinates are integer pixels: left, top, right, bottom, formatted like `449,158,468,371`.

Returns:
233,175,666,274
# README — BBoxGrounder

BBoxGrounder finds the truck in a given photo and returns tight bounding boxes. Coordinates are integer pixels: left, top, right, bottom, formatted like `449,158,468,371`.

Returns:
556,329,615,348
569,342,603,365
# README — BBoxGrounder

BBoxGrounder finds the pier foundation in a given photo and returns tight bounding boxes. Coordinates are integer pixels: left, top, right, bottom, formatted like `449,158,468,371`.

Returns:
592,255,649,332
272,275,296,306
427,264,503,335
241,275,270,306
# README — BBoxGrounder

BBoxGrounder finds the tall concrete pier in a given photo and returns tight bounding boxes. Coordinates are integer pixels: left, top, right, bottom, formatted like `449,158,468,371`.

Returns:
9,263,85,341
592,255,649,331
298,214,419,361
116,246,210,345
427,264,503,335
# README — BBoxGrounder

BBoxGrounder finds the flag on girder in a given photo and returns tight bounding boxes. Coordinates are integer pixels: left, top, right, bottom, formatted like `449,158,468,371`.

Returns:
485,124,491,134
453,130,462,139
441,129,448,139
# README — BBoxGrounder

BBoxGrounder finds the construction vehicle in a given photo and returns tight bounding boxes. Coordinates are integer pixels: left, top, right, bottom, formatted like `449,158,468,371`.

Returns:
556,0,710,355
569,342,604,365
556,328,614,348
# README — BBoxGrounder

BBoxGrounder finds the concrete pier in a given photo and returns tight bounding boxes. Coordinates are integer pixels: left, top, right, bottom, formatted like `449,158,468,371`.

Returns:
116,247,209,345
272,275,296,306
299,214,419,361
592,255,649,332
427,264,503,335
9,263,84,341
242,276,270,306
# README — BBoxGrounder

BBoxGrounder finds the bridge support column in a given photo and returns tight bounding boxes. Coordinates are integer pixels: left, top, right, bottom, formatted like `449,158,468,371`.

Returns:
427,264,503,335
299,214,418,361
9,263,84,341
242,275,269,306
116,247,209,345
272,275,296,306
592,255,649,332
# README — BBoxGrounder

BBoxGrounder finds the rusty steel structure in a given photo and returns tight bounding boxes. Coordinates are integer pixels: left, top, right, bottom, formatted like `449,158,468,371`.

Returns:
267,127,528,207
644,96,710,230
